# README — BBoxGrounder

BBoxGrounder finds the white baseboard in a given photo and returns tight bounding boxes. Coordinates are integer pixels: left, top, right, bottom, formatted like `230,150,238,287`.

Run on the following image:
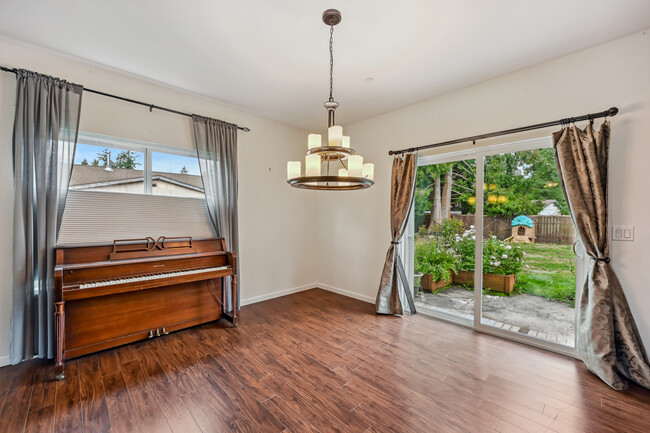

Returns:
239,283,375,307
0,355,10,367
240,283,317,306
315,283,375,304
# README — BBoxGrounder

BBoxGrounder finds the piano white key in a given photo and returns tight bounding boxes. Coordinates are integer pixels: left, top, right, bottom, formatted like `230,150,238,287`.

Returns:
77,265,229,289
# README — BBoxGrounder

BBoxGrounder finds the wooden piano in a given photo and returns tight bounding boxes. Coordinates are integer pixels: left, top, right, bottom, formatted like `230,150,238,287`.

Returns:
54,236,237,380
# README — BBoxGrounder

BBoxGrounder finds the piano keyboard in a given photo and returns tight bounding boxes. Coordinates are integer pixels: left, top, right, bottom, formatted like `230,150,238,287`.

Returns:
79,266,229,289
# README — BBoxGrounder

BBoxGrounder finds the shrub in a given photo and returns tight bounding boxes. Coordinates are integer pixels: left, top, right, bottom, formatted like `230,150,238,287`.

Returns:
450,225,524,275
482,236,524,275
414,219,525,282
414,241,458,282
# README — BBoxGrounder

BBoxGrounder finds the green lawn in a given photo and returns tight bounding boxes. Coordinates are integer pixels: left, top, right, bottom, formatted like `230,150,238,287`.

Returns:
516,243,576,306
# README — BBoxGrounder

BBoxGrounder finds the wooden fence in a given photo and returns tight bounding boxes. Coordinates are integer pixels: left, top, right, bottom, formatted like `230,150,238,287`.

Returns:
450,214,576,245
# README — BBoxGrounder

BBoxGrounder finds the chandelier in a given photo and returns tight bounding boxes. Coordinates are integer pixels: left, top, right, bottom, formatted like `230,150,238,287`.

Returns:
287,9,374,190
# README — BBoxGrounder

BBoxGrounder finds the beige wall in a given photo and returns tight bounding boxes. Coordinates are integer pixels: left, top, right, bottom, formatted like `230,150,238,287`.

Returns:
0,37,318,364
317,31,650,347
2,30,649,364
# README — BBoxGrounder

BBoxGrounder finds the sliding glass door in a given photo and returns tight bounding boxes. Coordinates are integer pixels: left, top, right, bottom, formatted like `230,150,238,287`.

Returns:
412,137,582,354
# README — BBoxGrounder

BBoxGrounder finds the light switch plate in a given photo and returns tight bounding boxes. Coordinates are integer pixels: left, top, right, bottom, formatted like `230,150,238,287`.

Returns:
612,226,634,241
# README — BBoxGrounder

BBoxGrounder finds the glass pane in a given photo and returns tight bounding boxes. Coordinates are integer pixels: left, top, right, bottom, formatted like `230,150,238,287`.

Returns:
481,148,576,347
71,143,144,194
414,158,477,321
151,152,204,198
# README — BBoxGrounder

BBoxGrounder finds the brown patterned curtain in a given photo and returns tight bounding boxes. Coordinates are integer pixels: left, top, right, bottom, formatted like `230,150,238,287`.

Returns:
376,153,417,315
553,121,650,390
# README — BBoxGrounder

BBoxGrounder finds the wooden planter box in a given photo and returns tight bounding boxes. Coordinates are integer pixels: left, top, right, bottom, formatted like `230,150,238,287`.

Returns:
420,271,452,292
452,270,516,295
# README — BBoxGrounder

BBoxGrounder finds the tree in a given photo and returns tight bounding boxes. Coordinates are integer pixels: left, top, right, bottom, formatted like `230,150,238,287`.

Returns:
80,159,89,166
414,148,568,226
416,163,454,230
96,148,112,167
114,150,141,169
94,148,141,169
441,166,453,220
179,166,189,174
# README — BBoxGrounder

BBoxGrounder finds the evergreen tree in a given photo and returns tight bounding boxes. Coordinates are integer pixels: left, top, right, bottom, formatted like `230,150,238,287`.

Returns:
80,159,89,166
179,166,189,174
94,148,141,169
114,150,141,169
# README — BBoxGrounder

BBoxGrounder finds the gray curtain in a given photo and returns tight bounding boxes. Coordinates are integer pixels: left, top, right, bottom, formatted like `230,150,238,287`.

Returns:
11,70,83,364
553,121,650,390
376,153,418,315
191,115,239,309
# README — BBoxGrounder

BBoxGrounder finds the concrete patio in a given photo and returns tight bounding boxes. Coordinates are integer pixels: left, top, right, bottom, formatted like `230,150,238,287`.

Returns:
415,286,575,347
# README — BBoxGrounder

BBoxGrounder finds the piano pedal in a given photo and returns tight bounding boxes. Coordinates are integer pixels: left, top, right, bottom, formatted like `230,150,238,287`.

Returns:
155,329,161,337
147,330,154,338
162,327,169,335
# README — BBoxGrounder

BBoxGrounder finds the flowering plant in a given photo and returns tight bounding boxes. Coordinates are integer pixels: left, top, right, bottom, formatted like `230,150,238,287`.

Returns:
482,236,524,275
414,241,458,282
431,221,524,276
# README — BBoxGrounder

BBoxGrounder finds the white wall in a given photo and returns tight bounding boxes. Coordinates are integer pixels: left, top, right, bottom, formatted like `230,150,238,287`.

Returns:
0,37,318,364
317,30,650,347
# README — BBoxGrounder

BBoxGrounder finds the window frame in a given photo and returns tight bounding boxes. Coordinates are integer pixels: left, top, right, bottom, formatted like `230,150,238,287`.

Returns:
411,136,582,359
76,131,202,198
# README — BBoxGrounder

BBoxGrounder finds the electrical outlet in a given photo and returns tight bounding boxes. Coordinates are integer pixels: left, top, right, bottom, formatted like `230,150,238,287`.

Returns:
612,226,634,241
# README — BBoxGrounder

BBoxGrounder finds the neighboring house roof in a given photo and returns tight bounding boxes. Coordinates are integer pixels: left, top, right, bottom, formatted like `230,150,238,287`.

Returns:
69,165,204,192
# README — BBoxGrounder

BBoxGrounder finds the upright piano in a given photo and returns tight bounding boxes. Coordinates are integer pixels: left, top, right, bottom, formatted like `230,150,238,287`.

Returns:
54,236,237,380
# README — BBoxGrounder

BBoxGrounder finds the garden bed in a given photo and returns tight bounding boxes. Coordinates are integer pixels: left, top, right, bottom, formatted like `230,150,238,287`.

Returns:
452,270,516,295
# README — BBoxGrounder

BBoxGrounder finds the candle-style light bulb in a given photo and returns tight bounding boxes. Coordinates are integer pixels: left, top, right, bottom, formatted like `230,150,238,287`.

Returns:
342,136,350,148
287,161,301,180
308,134,321,150
328,126,343,147
338,168,349,187
305,154,321,176
348,155,363,177
362,163,374,180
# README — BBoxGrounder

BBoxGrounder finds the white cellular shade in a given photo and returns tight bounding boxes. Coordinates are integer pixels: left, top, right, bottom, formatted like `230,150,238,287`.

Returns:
58,190,216,245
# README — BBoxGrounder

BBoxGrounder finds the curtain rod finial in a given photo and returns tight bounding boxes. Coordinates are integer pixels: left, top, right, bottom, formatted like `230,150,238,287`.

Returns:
608,107,619,117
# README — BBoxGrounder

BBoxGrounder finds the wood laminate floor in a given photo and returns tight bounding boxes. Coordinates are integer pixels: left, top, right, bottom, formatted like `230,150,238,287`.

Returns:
1,288,650,433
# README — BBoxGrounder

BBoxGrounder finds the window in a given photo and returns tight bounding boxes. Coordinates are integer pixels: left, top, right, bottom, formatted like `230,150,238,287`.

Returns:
410,137,586,356
70,135,204,198
151,152,203,198
72,143,145,194
59,133,215,245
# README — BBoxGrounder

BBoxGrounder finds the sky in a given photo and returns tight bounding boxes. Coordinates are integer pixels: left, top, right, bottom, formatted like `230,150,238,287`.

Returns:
74,143,201,175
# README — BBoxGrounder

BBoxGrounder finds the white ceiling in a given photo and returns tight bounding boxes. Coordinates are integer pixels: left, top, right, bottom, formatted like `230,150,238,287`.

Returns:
0,1,649,130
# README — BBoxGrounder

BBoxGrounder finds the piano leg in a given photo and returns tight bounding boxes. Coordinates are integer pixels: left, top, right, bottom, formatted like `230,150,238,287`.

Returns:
222,275,239,327
221,277,226,315
55,301,65,381
231,275,239,327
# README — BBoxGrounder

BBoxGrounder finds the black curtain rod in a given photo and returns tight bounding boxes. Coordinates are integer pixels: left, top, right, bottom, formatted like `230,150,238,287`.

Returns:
1,66,251,132
388,106,619,156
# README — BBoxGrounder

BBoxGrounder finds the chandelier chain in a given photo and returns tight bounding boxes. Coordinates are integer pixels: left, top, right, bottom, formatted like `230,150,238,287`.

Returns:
329,24,334,102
